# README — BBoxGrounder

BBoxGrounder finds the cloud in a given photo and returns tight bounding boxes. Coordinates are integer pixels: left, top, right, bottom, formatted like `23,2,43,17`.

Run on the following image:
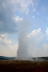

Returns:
25,28,44,57
41,44,48,56
15,16,23,22
27,28,44,41
0,33,12,45
14,0,38,13
0,33,18,57
31,0,40,12
0,0,39,34
0,44,18,57
43,44,48,51
26,28,48,57
0,0,42,57
32,42,48,57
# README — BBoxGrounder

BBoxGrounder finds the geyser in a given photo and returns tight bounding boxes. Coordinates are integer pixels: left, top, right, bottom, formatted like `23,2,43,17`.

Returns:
17,17,30,60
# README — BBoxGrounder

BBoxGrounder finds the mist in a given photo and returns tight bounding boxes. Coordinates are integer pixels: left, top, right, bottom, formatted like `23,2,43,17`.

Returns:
17,17,30,60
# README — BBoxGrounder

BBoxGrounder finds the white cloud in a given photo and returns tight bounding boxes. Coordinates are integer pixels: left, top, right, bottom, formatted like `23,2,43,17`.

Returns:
30,44,48,57
27,28,44,41
7,44,18,56
26,28,44,57
0,44,18,57
0,0,40,34
0,33,18,57
0,0,45,57
43,44,48,50
0,33,8,39
15,0,38,13
4,39,12,45
0,33,12,45
4,0,37,13
27,28,41,37
31,0,40,12
15,16,23,22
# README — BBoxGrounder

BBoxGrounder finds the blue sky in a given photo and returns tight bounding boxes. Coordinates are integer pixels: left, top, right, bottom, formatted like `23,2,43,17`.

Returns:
0,0,48,57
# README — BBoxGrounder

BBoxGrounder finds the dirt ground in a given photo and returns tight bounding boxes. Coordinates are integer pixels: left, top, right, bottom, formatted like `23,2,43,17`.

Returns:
0,60,48,72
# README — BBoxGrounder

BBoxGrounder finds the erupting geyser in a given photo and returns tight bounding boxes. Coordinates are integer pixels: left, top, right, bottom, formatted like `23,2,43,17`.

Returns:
17,18,30,60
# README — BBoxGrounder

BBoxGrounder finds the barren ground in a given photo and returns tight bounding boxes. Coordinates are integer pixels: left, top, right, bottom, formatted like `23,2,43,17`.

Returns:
0,60,48,72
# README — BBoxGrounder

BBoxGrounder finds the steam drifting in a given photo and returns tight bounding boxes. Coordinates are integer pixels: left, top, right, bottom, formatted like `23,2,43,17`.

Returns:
17,17,30,60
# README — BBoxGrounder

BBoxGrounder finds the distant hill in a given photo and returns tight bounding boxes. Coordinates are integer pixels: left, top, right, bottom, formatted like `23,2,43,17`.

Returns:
0,56,16,60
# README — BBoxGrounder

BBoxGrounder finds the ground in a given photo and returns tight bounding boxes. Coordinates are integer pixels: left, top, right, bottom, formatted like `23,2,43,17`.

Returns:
0,60,48,72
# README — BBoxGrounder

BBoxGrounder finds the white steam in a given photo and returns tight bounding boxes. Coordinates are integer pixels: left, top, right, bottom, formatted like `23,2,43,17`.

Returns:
17,17,30,60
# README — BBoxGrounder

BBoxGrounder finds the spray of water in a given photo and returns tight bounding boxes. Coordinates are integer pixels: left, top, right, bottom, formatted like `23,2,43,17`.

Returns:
17,17,30,60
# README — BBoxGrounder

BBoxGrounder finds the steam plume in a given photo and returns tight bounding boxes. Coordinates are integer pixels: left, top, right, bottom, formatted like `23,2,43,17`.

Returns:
17,17,30,60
